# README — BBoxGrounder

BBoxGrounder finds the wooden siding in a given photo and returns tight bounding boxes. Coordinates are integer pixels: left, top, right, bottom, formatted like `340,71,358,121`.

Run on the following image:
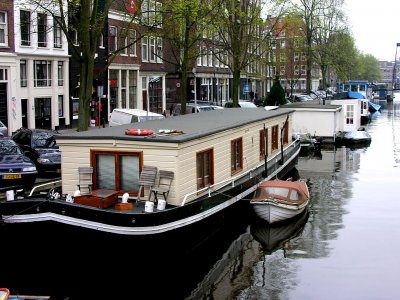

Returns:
58,114,292,206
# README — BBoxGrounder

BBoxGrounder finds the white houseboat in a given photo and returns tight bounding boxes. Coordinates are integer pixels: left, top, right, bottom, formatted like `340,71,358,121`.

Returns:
0,108,301,236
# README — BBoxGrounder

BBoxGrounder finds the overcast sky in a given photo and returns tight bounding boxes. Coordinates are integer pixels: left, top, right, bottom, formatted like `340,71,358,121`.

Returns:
345,0,400,62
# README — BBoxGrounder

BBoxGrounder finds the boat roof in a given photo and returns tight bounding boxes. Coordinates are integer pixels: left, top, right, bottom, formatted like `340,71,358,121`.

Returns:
282,100,341,110
57,107,294,144
258,179,309,196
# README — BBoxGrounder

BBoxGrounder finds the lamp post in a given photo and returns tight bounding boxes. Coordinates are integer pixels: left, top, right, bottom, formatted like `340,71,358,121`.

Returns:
192,67,197,112
394,43,400,90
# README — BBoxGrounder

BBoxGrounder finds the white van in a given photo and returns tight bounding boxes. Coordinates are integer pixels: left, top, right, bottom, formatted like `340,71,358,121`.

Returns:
109,109,165,127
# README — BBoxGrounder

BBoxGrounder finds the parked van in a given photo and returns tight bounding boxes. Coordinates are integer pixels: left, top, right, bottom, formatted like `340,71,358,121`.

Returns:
172,103,217,116
109,109,165,127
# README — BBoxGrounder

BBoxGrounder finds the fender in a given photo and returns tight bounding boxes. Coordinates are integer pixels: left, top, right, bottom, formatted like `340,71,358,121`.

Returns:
125,129,154,136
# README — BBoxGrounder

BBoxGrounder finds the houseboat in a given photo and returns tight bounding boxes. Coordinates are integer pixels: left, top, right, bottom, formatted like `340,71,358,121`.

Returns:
0,108,301,236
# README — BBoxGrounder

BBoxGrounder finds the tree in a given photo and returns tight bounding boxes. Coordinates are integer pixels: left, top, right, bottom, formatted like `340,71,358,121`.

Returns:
162,0,216,114
266,76,286,106
29,0,156,131
312,0,347,90
209,0,287,107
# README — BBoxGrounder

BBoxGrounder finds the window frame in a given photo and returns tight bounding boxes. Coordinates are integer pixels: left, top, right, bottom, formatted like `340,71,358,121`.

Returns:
34,60,52,87
129,29,137,56
58,61,63,86
20,10,31,46
271,125,279,151
0,11,8,47
37,13,47,48
141,36,148,62
20,60,27,87
91,150,143,195
109,26,117,53
231,137,243,175
196,148,214,190
53,16,62,48
259,128,268,160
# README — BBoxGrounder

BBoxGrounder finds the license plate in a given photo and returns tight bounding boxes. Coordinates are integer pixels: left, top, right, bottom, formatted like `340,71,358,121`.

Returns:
3,174,22,179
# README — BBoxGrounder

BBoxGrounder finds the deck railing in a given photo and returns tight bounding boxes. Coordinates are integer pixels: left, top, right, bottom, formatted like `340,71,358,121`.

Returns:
181,138,300,206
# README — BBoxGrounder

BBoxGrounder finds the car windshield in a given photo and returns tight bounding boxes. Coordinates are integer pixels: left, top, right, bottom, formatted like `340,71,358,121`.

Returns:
0,140,23,155
198,106,215,111
32,132,57,148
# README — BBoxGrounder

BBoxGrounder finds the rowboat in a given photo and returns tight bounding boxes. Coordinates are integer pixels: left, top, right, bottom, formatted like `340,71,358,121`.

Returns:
250,179,309,224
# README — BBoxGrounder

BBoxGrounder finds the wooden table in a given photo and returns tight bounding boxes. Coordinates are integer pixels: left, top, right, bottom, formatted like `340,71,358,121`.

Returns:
74,189,118,208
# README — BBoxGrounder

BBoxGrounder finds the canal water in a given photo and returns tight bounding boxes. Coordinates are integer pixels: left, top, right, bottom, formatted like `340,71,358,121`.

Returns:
1,100,400,299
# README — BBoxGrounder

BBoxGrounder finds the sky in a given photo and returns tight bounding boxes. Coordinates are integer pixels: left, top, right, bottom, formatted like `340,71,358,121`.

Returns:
345,0,400,61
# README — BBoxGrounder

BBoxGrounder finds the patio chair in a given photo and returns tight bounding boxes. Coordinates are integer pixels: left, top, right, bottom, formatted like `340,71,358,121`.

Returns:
151,170,174,203
136,166,158,203
77,166,93,195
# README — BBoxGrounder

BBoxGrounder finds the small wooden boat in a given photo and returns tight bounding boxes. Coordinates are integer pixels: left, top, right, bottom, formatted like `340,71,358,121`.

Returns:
250,179,310,224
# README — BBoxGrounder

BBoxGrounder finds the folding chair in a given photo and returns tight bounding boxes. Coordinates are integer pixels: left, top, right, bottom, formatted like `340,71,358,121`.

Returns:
77,166,93,195
136,166,158,203
151,170,174,203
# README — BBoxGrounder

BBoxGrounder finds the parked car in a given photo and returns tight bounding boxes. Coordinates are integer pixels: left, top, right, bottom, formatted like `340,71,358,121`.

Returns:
172,103,216,116
288,94,314,103
224,101,257,108
109,108,165,127
12,128,61,177
0,138,38,191
0,121,7,137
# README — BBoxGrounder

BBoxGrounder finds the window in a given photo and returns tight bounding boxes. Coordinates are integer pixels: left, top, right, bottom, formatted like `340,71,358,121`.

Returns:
270,39,276,49
346,105,354,124
20,10,31,46
20,60,27,87
91,150,142,193
301,65,306,75
149,37,156,62
294,53,299,62
196,148,214,189
58,61,63,86
53,17,62,48
129,70,137,108
280,39,285,49
129,30,136,56
259,128,268,159
0,11,8,46
120,28,128,55
99,33,104,48
231,137,243,174
121,70,127,108
37,13,47,47
141,36,148,61
294,65,299,75
0,68,7,80
280,66,285,75
109,26,117,52
280,53,286,63
271,125,279,151
34,60,52,87
156,37,163,62
71,29,78,46
58,95,63,117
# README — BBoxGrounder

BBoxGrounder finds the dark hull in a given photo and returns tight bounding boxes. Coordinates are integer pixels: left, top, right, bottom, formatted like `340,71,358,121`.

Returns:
1,141,300,236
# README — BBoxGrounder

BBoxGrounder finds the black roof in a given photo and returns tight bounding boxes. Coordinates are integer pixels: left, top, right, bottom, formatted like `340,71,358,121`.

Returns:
56,108,294,143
